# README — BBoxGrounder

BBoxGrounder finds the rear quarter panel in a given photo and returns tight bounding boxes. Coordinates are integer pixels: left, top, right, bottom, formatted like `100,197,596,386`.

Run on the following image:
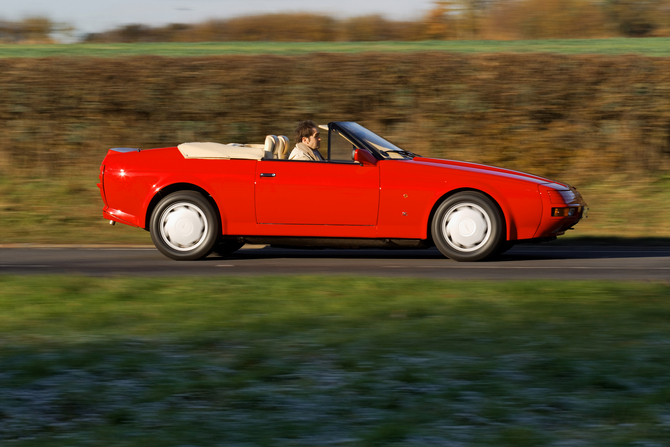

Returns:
102,148,256,232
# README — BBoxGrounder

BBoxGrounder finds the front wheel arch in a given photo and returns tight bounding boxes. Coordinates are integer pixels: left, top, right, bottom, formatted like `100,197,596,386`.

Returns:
426,189,506,243
430,190,506,262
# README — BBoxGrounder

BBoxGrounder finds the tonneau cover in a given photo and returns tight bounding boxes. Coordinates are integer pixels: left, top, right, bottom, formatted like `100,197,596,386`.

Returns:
177,142,270,160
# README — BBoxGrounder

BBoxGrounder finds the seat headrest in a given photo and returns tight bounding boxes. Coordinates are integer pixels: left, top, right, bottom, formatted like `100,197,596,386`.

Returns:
278,136,290,159
275,136,286,159
264,135,278,159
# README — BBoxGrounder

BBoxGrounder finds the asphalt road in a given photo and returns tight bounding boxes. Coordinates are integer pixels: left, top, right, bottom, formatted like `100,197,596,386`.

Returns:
1,244,669,281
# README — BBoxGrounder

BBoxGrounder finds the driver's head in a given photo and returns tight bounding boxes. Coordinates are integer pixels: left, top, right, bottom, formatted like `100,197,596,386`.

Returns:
295,120,320,150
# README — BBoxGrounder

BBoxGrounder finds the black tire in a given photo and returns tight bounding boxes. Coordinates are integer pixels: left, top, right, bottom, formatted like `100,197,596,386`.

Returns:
150,191,219,261
431,192,505,262
213,237,245,256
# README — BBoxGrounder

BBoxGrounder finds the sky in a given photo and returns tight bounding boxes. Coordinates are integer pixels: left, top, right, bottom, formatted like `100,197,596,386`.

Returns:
2,0,437,37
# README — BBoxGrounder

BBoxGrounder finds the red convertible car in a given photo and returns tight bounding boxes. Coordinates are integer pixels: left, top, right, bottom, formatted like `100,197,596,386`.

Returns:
98,122,587,261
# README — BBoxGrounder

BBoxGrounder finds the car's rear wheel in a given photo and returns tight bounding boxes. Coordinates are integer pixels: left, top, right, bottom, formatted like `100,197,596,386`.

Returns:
431,192,505,262
150,191,219,260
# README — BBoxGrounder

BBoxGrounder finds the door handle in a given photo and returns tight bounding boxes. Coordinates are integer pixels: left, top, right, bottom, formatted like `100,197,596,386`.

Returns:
260,173,276,178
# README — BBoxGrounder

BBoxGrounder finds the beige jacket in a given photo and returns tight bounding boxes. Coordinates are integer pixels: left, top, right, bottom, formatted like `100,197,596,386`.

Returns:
289,142,324,161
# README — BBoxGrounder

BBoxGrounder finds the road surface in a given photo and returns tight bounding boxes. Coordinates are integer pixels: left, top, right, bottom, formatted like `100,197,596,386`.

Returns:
1,245,669,281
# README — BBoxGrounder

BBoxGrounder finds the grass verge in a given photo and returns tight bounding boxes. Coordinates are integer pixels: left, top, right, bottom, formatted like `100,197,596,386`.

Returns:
3,38,670,58
1,276,670,445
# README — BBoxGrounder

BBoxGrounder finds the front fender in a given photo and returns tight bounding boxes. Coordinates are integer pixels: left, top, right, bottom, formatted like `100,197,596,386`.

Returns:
430,178,542,241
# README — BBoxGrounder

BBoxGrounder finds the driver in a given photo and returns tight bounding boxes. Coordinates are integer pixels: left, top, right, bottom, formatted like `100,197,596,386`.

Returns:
289,120,324,161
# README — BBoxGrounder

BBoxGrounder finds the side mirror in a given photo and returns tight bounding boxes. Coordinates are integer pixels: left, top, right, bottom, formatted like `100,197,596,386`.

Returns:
353,148,377,166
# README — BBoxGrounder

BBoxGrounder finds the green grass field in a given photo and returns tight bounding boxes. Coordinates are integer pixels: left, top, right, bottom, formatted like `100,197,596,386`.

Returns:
3,38,670,58
1,276,669,446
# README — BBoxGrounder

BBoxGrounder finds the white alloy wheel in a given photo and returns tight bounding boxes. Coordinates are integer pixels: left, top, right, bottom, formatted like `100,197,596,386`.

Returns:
442,202,491,252
431,192,504,262
150,191,219,261
159,201,209,251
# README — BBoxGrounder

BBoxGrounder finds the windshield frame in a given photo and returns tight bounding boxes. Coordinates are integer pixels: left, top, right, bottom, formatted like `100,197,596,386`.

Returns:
329,122,414,160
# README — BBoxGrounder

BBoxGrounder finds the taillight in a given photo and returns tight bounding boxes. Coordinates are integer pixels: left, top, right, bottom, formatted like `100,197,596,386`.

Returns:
97,164,107,205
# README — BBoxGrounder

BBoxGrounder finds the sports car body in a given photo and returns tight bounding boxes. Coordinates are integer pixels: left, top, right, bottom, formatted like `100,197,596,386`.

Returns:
98,122,588,261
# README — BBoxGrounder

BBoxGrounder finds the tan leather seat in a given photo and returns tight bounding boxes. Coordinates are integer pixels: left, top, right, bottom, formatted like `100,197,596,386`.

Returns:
277,135,290,159
225,135,285,159
264,135,278,159
274,136,285,160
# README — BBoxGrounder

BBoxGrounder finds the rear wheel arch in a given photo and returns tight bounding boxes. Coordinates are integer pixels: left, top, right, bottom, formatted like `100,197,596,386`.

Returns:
149,190,222,260
144,183,221,231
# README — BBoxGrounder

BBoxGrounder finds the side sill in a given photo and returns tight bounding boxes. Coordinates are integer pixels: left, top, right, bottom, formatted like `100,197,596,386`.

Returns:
240,236,431,250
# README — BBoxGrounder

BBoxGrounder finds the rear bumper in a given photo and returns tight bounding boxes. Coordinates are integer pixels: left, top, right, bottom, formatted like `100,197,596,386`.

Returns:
103,207,141,227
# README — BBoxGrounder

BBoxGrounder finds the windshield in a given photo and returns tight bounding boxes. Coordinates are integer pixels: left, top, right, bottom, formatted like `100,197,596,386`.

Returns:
337,122,418,159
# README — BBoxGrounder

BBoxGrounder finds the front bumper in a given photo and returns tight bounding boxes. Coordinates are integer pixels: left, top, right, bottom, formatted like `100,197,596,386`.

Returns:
534,184,588,238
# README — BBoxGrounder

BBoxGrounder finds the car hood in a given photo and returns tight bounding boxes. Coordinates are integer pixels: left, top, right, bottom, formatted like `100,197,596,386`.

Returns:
410,157,567,188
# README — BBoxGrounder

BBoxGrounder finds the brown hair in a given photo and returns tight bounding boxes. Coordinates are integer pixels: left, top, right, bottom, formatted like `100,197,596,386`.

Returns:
294,120,318,144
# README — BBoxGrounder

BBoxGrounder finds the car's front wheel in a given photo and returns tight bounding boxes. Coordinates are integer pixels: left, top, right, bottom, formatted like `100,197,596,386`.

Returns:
150,191,219,260
431,192,505,262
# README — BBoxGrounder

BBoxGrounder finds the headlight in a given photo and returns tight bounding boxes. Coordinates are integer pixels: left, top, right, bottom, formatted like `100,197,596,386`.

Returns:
547,189,577,204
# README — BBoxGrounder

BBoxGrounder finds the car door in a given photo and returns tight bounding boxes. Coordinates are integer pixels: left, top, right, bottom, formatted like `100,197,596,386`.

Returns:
254,159,380,225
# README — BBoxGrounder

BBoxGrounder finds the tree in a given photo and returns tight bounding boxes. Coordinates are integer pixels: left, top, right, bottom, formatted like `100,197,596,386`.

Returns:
0,17,72,43
426,0,497,39
485,0,609,39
